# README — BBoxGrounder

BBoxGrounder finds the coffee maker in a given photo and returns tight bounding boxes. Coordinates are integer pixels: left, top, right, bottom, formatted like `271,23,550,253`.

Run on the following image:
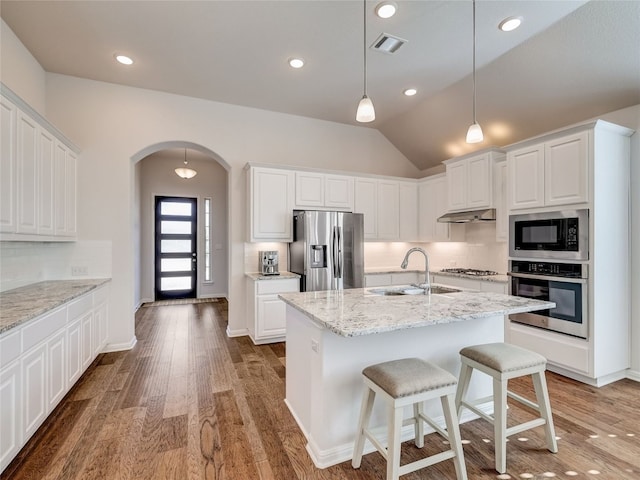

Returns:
259,250,280,276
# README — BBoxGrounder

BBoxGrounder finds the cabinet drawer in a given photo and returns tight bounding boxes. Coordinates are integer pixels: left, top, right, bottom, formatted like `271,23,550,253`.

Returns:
93,285,108,305
21,307,67,353
256,278,299,295
67,293,93,319
0,330,21,368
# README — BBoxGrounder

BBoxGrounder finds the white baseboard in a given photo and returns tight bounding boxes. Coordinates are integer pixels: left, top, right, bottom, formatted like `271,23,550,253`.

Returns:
102,336,137,353
547,364,628,387
226,326,249,338
626,369,640,382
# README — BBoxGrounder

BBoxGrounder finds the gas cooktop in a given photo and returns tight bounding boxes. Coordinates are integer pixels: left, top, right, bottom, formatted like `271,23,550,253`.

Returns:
439,268,499,276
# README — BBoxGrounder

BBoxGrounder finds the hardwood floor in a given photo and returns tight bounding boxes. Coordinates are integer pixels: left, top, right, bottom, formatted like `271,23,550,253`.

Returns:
4,299,639,479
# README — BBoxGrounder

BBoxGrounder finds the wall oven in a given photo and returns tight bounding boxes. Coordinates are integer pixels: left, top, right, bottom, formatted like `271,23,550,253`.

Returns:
509,260,588,339
509,209,588,260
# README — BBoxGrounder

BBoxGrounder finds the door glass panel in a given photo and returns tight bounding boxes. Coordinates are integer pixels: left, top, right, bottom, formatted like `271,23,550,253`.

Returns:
160,258,192,272
161,220,191,234
161,202,192,216
161,239,192,253
160,277,192,291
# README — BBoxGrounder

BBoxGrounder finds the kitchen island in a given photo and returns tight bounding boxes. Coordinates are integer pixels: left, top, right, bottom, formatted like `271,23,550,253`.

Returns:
278,287,554,468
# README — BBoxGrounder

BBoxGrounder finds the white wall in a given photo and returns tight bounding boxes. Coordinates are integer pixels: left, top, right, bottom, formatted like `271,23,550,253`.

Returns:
139,150,228,305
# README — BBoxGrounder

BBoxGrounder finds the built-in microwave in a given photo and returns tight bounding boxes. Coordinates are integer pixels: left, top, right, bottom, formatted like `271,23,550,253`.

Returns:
509,209,589,261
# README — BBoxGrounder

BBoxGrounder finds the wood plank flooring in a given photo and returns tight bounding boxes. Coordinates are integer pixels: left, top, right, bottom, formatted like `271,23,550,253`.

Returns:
3,299,639,479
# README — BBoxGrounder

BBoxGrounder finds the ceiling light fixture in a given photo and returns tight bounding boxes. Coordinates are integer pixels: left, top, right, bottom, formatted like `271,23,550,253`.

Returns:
403,88,417,96
498,16,522,32
288,57,305,69
115,54,134,65
175,149,197,179
466,0,484,144
356,0,375,123
375,1,397,19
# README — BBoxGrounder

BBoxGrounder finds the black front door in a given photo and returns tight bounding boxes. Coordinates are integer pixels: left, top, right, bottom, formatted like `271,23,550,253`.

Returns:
154,196,197,300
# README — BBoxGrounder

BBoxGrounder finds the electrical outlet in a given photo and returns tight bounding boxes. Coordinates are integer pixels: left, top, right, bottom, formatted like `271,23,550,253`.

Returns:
71,266,88,276
311,339,319,353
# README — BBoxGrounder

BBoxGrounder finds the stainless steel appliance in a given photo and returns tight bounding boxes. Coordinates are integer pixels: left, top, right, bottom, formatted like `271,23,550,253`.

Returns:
509,260,588,338
289,210,364,292
259,250,279,276
509,209,588,260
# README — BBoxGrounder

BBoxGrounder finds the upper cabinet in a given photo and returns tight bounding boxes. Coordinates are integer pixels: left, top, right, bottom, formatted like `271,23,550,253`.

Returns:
507,131,588,211
294,171,354,211
419,174,465,243
247,166,294,242
354,177,407,241
493,161,508,242
444,149,505,212
1,85,79,241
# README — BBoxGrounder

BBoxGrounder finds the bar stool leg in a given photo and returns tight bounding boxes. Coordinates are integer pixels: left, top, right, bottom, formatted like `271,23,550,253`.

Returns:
455,362,473,417
413,402,424,448
352,386,375,468
441,394,468,480
532,371,558,453
387,404,403,480
494,377,508,474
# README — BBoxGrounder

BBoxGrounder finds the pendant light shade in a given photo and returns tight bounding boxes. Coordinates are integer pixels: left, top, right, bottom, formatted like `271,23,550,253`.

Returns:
356,0,375,123
175,149,197,179
356,95,376,123
466,0,484,144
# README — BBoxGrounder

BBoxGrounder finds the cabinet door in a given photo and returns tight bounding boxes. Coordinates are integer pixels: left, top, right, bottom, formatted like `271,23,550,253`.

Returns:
295,171,324,207
67,318,82,385
38,128,55,236
545,132,588,207
81,312,93,370
418,181,435,241
64,151,77,236
446,161,467,211
467,154,492,209
0,361,22,472
376,180,399,240
22,342,47,439
256,295,287,338
354,178,377,240
95,301,108,352
249,168,293,241
324,174,354,210
47,330,67,410
398,182,418,241
0,95,17,233
16,110,39,234
494,162,508,242
508,144,545,210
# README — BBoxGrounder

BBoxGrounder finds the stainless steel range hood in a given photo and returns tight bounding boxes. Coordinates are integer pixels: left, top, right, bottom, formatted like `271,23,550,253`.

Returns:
437,208,496,223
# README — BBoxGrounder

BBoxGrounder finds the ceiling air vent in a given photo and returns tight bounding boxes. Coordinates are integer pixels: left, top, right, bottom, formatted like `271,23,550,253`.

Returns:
371,33,407,54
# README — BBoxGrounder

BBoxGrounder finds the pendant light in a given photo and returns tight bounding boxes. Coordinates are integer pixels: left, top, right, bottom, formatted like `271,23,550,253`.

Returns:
466,0,484,144
356,0,375,122
175,149,197,179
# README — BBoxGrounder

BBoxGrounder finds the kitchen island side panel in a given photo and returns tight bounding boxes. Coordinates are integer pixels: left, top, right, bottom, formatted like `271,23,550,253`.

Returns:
285,304,503,468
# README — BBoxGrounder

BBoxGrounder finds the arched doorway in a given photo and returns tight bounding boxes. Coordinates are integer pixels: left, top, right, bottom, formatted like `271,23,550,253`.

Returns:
131,142,230,306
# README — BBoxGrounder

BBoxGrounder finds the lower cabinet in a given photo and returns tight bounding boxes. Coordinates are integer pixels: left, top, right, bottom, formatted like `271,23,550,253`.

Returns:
364,271,420,287
0,284,109,473
247,277,299,344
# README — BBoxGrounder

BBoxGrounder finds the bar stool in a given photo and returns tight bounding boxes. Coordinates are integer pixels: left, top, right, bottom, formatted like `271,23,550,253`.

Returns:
352,357,468,480
455,342,558,474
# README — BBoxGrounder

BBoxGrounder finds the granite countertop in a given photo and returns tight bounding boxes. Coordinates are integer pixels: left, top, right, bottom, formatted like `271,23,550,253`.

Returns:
245,271,301,281
279,286,553,338
0,279,111,334
432,271,510,284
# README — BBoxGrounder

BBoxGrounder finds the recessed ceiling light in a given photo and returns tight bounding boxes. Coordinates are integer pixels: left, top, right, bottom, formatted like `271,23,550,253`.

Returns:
403,88,417,96
115,54,134,65
375,1,397,19
498,16,522,32
288,58,305,69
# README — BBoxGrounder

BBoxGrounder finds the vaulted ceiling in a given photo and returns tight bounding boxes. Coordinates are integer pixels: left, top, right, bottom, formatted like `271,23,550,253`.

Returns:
2,0,639,171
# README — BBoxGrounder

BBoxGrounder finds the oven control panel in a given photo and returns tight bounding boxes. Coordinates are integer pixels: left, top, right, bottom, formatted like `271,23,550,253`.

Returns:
510,260,586,278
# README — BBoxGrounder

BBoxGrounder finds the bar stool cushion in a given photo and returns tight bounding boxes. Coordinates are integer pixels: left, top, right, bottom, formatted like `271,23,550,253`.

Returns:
363,358,457,398
460,342,546,373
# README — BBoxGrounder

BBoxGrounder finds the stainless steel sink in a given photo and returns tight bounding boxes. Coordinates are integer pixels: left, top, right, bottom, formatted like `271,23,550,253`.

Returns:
368,285,460,296
429,286,461,294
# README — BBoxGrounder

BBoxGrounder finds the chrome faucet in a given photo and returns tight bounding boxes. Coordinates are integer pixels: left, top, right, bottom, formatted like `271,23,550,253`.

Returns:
401,247,431,294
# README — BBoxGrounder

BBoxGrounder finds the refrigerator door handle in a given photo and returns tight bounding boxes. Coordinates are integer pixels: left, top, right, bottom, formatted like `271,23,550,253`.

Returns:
332,226,339,279
337,226,343,279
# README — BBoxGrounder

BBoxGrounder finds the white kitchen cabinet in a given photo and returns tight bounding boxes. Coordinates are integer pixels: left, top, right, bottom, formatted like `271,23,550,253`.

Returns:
67,318,82,386
94,286,109,354
295,171,324,207
376,180,399,240
0,360,21,471
247,277,299,344
354,178,378,240
293,172,354,211
418,174,465,242
47,330,67,410
1,87,79,241
21,341,47,439
445,150,504,212
324,174,354,210
247,166,294,241
507,131,588,211
16,110,39,235
494,161,508,242
0,95,17,233
398,181,418,241
364,272,420,287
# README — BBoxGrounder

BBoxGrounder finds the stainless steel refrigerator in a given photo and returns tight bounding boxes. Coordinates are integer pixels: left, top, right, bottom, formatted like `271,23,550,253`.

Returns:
289,210,364,292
